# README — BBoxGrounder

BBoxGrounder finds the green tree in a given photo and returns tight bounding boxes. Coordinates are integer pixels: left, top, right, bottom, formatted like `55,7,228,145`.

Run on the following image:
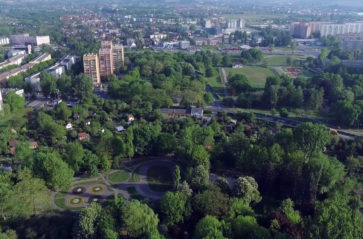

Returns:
308,195,363,239
73,74,94,100
194,187,229,218
55,102,72,121
173,165,181,190
233,177,262,205
280,199,301,224
194,215,226,239
222,55,232,67
40,72,58,97
293,123,330,162
66,142,85,173
35,151,74,191
121,200,159,238
228,74,251,94
4,169,50,219
191,165,210,189
73,203,102,239
160,191,190,226
5,92,25,112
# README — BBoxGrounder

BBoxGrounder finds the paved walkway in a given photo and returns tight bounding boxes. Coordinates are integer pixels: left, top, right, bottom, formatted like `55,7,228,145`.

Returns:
53,158,236,210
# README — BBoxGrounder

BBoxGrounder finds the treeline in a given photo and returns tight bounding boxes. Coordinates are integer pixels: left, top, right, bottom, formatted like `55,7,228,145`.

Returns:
109,51,229,108
227,72,363,127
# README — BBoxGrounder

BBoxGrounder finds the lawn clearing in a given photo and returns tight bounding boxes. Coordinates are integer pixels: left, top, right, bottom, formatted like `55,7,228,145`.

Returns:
264,55,305,66
108,170,130,183
224,66,275,88
147,165,173,192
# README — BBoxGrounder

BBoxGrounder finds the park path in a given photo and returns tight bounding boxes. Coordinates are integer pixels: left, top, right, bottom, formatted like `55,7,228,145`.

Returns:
219,68,229,97
53,158,236,210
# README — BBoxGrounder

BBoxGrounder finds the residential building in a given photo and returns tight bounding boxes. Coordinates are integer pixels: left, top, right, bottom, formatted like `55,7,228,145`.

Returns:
101,41,113,49
0,53,51,83
339,35,363,51
320,22,363,37
7,50,26,58
179,41,191,49
98,48,114,77
83,54,101,85
0,37,9,46
0,54,25,70
227,18,244,29
9,34,50,46
112,44,124,68
290,22,312,38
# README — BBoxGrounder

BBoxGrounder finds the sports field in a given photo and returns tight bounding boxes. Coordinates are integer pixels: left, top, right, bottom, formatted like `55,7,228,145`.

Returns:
224,66,275,88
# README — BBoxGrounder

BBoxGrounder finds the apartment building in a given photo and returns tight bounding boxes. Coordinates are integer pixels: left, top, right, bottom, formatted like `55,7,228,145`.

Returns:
83,54,100,85
290,22,312,38
112,44,124,68
98,48,114,77
320,22,363,37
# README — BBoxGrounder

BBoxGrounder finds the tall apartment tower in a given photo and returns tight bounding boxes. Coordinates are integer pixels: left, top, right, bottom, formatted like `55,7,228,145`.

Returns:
83,54,101,85
98,48,114,77
112,44,125,68
101,41,113,49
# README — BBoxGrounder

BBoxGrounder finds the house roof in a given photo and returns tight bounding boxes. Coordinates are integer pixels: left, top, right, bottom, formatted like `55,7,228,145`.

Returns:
8,140,18,147
30,141,38,147
115,126,125,132
78,132,87,138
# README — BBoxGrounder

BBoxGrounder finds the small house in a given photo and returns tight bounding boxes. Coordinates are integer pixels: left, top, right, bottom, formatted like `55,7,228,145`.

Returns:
66,122,73,130
78,132,88,140
8,140,18,147
127,115,135,123
232,62,243,68
29,141,38,149
115,125,125,132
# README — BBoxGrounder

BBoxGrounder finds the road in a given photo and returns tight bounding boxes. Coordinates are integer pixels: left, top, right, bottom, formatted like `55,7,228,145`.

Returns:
204,106,356,140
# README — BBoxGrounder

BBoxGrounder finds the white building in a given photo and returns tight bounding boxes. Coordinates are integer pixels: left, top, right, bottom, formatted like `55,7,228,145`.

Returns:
320,22,363,37
0,37,9,46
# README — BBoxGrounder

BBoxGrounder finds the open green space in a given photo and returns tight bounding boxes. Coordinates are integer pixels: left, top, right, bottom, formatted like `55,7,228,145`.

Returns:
263,55,305,66
131,167,140,182
147,166,173,192
108,170,130,183
225,66,275,88
54,192,67,209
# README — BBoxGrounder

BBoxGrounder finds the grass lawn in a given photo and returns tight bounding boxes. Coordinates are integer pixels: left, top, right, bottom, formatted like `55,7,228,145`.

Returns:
147,166,173,192
108,170,130,183
225,66,275,89
206,71,225,98
54,192,67,209
130,167,140,182
127,187,145,200
263,55,305,66
73,180,104,186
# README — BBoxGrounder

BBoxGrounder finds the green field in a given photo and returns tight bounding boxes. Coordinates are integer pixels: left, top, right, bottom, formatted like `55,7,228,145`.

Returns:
264,55,305,66
225,66,275,88
108,170,130,183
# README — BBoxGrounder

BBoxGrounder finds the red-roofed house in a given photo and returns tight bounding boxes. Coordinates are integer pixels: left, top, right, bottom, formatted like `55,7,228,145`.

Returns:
10,147,16,154
30,141,38,149
127,115,135,123
78,132,88,140
8,140,18,147
232,62,243,68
